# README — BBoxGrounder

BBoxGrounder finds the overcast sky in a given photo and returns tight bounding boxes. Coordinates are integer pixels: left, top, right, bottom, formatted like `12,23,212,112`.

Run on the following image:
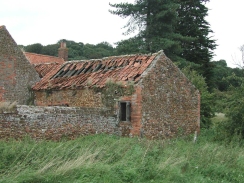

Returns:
1,0,243,67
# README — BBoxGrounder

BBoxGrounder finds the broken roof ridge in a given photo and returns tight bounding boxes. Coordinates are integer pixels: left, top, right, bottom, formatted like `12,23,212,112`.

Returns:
65,50,164,64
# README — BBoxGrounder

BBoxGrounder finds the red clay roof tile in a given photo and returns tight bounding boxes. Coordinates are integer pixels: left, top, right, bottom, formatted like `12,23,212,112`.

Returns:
24,52,65,65
34,63,62,78
32,52,161,91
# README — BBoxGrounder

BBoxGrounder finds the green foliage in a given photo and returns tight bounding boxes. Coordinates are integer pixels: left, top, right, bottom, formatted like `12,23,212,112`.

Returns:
41,43,59,57
60,40,115,60
25,43,43,54
110,0,217,89
110,0,187,62
176,0,217,90
1,133,244,182
211,72,244,140
182,67,214,128
22,40,115,60
212,69,244,111
115,36,147,55
211,60,244,117
212,89,229,113
211,60,244,91
222,82,244,139
101,80,134,114
223,73,244,89
212,60,232,91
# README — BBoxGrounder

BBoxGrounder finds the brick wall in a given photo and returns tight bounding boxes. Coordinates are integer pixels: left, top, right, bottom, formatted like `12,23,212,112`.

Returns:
34,86,143,137
0,105,121,140
0,26,40,104
119,86,142,136
140,53,200,139
58,42,68,61
34,89,103,107
31,52,200,140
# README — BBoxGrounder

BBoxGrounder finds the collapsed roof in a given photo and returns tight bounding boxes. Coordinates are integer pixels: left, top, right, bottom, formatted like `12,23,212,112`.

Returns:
32,52,161,90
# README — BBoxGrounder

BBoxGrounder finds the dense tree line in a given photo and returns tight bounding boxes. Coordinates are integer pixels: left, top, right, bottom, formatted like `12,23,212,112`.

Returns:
21,40,116,60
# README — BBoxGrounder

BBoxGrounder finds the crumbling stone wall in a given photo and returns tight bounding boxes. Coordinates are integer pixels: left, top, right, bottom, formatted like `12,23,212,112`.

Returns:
0,26,40,104
0,105,120,140
140,53,200,139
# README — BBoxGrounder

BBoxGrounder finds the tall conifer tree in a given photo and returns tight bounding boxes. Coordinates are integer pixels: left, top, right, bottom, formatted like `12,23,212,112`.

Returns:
176,0,217,89
110,0,216,88
110,0,187,61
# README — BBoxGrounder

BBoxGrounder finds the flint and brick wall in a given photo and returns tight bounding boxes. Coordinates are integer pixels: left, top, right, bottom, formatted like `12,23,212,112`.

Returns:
34,87,142,137
0,26,40,104
140,53,200,139
31,52,200,140
0,105,121,140
34,89,103,107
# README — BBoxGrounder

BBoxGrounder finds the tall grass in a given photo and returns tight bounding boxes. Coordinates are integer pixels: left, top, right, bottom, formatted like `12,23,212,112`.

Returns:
0,132,244,183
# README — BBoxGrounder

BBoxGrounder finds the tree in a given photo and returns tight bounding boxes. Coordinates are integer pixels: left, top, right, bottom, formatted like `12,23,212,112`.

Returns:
22,40,116,60
25,43,43,54
175,0,217,89
41,44,59,57
115,36,146,55
212,45,244,139
111,0,216,89
95,42,115,58
182,67,214,128
211,60,232,91
58,39,85,60
217,77,244,139
110,0,187,62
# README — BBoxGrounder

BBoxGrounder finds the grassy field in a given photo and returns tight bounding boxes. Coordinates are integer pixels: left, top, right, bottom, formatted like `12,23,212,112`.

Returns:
0,128,244,183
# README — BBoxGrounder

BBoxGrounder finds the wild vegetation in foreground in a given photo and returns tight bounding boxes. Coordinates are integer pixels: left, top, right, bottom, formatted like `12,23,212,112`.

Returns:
0,127,244,183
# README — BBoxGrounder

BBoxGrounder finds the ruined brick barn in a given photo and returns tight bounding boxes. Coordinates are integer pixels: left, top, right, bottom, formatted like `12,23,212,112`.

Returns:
31,49,200,139
0,25,200,139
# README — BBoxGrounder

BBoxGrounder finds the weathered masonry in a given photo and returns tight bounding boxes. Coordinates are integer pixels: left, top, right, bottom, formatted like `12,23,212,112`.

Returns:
0,26,40,104
32,51,200,139
0,25,200,140
0,105,119,140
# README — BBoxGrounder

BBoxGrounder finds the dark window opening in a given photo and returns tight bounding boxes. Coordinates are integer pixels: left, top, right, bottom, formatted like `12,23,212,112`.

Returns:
120,102,127,121
119,101,131,122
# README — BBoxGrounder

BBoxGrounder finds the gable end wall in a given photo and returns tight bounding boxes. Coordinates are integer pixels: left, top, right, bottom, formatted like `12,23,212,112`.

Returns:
140,52,200,139
0,26,40,104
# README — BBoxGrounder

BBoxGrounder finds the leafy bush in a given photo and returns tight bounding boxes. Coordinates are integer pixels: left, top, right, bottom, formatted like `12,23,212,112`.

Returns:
212,75,244,141
182,67,214,128
222,83,244,139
